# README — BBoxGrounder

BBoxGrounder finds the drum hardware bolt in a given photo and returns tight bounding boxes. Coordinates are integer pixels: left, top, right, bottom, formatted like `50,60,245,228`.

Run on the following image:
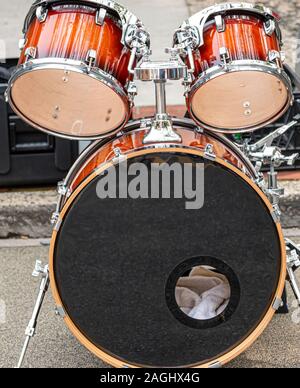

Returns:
243,102,251,108
53,218,62,232
95,8,107,26
25,47,37,62
52,113,58,119
127,82,138,103
244,109,252,116
215,15,225,33
114,148,122,158
86,49,97,73
195,126,204,134
113,148,127,164
64,70,70,76
264,19,276,36
55,306,66,319
57,181,71,197
204,144,216,160
268,50,283,70
62,77,68,83
51,212,60,226
36,6,48,23
272,297,283,311
54,106,60,112
219,47,231,70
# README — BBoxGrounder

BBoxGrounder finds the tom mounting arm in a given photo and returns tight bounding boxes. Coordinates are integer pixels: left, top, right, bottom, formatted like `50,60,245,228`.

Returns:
134,48,189,144
238,117,300,206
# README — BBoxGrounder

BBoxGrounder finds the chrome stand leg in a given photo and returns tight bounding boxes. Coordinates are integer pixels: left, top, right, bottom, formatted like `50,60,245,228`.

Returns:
286,239,300,307
16,261,49,368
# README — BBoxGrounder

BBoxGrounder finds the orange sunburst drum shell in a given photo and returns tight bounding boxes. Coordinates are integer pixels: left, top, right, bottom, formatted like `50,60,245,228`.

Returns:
186,12,292,133
9,3,133,139
67,123,256,196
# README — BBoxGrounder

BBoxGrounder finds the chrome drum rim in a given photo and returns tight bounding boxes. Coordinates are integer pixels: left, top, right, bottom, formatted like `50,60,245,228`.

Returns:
6,58,131,141
187,60,293,134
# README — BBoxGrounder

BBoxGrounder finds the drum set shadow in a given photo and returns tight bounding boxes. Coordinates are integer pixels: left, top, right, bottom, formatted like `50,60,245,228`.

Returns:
6,1,300,368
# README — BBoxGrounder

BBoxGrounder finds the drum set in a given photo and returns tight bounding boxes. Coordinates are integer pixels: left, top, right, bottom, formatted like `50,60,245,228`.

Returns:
6,1,300,368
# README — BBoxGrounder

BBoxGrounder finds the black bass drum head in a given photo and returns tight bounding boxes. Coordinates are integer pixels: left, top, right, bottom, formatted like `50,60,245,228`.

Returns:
50,150,284,368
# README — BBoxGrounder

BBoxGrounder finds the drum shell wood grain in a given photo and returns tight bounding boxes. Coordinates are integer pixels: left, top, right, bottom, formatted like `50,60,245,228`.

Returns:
184,13,291,133
190,14,281,75
19,5,132,86
68,126,253,193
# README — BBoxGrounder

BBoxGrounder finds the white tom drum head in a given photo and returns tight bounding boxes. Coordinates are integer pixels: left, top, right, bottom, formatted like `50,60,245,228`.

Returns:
190,70,291,133
10,68,129,139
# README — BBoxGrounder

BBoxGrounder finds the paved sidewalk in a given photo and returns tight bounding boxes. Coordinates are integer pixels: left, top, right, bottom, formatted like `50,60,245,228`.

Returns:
0,237,299,369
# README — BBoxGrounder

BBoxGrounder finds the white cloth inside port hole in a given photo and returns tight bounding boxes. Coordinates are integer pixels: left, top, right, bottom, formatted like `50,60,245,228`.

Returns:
175,266,231,320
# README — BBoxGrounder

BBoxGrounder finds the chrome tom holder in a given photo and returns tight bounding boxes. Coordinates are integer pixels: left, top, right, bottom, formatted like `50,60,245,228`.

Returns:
134,48,188,144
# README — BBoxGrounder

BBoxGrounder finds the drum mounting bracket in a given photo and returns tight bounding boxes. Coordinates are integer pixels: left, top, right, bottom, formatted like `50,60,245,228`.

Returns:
264,19,276,36
135,50,189,144
36,5,48,24
96,8,107,26
204,144,216,161
215,15,225,33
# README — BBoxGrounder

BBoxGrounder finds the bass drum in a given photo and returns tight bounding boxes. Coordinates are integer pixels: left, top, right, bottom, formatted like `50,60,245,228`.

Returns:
50,119,286,368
